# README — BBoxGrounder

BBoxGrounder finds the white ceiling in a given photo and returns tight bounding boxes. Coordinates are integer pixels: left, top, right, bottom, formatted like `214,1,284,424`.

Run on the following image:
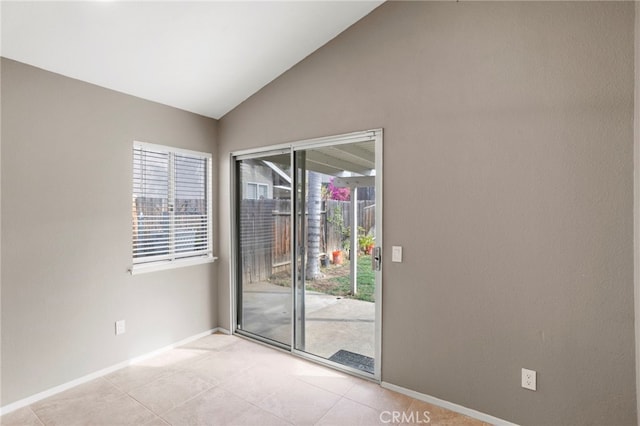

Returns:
1,1,383,119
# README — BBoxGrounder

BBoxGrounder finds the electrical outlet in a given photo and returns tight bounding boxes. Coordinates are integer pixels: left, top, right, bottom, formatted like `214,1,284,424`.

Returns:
522,368,537,391
115,320,126,335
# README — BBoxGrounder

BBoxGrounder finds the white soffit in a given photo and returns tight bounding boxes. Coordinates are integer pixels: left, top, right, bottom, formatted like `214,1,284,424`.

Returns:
1,1,383,119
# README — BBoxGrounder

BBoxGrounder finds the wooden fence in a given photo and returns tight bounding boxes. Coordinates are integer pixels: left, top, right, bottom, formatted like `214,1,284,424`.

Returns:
239,199,375,283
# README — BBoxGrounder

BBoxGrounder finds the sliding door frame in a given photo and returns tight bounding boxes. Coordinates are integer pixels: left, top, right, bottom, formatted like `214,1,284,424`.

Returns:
230,129,383,380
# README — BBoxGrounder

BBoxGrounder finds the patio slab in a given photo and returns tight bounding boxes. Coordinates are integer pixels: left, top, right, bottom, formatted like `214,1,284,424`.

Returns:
241,282,375,363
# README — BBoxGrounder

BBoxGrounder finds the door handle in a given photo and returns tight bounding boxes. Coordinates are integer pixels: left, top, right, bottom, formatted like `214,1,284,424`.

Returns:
372,246,382,271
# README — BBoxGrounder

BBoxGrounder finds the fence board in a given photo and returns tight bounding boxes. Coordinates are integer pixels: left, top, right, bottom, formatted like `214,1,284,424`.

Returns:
239,199,375,283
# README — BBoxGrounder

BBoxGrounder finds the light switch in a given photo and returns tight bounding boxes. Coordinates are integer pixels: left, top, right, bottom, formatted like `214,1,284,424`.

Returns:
392,246,403,262
115,320,126,335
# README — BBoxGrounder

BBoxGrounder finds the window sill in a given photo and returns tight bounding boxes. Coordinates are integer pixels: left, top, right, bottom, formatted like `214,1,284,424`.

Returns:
129,256,217,275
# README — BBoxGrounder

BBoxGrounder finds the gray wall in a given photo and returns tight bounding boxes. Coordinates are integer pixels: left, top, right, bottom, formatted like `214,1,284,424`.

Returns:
1,58,218,405
635,4,640,421
218,2,636,425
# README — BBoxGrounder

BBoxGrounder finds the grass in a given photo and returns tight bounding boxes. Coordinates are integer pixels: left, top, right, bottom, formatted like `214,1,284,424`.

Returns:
308,254,376,302
268,254,376,302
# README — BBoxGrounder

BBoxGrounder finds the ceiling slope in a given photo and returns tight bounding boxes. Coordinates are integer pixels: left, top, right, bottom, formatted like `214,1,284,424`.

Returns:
1,1,383,119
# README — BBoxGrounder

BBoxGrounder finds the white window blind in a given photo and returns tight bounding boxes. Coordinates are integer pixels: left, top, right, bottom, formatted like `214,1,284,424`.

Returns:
132,142,213,273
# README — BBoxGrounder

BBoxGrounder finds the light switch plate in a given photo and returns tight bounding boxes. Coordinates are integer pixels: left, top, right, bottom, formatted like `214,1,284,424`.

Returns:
115,320,126,335
392,246,403,262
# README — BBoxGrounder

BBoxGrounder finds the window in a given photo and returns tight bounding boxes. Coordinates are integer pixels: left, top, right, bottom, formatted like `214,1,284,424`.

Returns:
246,182,269,199
131,141,213,273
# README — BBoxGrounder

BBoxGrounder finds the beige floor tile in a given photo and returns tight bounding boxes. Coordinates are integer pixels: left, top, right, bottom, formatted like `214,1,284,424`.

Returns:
221,337,283,356
105,348,209,393
344,381,413,412
178,351,255,383
180,333,240,352
401,399,491,426
144,416,171,426
219,364,296,404
75,395,156,425
280,357,336,377
0,407,44,426
33,393,154,426
139,348,211,369
315,397,386,426
5,334,491,426
105,365,176,393
161,387,252,426
295,366,360,396
256,379,341,425
129,370,215,415
243,349,303,375
234,406,292,426
31,378,124,425
258,353,336,381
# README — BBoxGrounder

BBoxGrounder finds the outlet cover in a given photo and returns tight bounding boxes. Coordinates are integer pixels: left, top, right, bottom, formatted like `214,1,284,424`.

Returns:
522,368,537,391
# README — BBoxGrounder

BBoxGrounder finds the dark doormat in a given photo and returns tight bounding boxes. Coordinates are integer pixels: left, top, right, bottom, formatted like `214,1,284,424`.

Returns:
329,349,374,374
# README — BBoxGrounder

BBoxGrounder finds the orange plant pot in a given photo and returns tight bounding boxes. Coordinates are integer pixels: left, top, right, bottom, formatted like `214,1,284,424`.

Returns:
332,250,343,265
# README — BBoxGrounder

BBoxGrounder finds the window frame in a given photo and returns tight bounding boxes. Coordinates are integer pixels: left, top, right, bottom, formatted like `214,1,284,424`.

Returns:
130,141,215,275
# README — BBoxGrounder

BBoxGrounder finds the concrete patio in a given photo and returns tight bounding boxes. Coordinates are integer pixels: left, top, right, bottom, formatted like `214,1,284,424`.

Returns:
240,282,375,361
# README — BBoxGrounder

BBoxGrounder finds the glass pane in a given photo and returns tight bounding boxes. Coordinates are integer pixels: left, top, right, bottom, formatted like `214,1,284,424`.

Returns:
258,184,269,199
294,141,377,374
237,154,292,346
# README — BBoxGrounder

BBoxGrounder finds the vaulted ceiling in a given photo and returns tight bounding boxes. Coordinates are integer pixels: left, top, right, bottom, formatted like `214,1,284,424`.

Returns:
1,1,383,119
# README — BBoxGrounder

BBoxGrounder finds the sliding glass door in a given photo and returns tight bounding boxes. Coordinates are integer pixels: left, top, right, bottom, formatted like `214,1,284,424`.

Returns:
234,130,382,377
293,140,378,375
235,150,292,347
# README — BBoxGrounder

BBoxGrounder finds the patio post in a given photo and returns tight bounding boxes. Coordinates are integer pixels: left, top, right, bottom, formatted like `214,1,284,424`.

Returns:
350,187,358,295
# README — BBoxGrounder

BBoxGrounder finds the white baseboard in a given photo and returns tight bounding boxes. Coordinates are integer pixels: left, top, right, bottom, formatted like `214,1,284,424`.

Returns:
0,328,221,416
381,381,519,426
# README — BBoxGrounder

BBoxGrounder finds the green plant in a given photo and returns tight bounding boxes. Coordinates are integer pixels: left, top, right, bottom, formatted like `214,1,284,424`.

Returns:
358,234,374,250
327,205,344,231
328,204,351,251
358,227,375,251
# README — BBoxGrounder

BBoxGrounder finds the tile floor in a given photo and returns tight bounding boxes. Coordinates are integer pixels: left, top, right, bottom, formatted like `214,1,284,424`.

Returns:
1,334,491,426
